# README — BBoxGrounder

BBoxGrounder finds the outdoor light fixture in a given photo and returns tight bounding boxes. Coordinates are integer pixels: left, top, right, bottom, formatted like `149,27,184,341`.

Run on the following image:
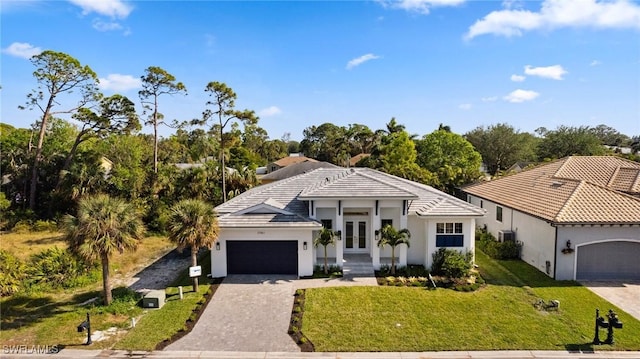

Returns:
561,240,574,254
566,240,572,249
375,229,380,240
303,241,308,250
335,230,341,240
215,242,220,251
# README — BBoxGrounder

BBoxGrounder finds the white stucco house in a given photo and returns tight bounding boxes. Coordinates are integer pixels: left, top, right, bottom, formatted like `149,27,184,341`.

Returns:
211,167,485,277
463,156,640,281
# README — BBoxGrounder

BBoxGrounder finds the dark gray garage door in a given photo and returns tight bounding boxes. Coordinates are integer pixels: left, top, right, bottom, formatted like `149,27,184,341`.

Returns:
227,240,298,275
576,241,640,280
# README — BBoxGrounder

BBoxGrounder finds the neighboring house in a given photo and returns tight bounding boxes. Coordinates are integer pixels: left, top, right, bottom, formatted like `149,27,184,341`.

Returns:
506,161,535,173
210,167,485,277
463,156,640,281
260,161,340,184
349,153,370,167
266,153,317,173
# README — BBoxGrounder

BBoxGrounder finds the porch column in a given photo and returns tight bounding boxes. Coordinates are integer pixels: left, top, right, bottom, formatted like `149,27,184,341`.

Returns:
335,205,344,268
372,203,381,269
399,202,408,268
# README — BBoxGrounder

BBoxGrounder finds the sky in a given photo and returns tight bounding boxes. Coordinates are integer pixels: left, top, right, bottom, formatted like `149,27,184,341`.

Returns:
1,0,639,141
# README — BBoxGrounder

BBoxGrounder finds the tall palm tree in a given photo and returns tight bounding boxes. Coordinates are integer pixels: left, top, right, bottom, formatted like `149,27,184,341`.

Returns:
64,194,145,305
314,228,338,274
167,199,219,292
377,225,411,275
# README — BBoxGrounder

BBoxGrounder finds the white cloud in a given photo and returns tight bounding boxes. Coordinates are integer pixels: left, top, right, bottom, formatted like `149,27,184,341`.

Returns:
259,106,282,117
524,64,567,80
459,103,472,110
590,60,602,66
481,96,498,102
510,74,526,82
2,42,42,59
92,18,123,31
68,0,132,18
465,0,640,40
503,89,540,103
346,53,381,70
98,74,141,92
377,0,465,14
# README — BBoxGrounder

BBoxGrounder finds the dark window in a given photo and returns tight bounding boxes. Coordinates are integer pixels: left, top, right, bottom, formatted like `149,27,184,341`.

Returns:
496,206,503,222
480,200,484,208
436,222,462,234
321,219,332,229
346,221,353,249
381,219,393,229
358,221,366,248
436,235,464,247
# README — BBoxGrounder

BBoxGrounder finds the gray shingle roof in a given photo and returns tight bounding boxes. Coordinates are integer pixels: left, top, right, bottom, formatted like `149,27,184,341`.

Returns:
216,167,485,227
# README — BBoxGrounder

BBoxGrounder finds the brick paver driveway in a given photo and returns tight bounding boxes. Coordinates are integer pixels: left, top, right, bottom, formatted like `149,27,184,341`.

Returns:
581,280,640,321
165,275,300,352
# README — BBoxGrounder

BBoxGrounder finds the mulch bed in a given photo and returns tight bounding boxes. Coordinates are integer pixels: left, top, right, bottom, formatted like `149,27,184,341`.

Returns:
154,277,223,350
288,289,314,352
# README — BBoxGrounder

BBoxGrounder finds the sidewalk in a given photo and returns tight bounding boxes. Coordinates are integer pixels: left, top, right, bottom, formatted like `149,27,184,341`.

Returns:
3,349,640,359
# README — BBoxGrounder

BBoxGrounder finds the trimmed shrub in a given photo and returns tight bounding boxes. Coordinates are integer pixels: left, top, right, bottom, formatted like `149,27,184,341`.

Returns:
431,248,473,279
476,228,522,259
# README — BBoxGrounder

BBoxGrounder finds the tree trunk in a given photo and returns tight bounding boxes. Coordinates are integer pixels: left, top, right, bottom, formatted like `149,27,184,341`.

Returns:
191,247,199,292
101,253,112,305
220,125,226,202
323,245,328,274
153,111,158,174
29,97,54,210
391,246,396,275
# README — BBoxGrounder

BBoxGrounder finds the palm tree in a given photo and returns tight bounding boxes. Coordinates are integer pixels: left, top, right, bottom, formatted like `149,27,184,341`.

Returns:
167,199,219,292
64,194,145,305
377,225,411,275
314,228,338,275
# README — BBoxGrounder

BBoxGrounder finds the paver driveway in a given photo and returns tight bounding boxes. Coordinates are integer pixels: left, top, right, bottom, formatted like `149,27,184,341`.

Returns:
581,280,640,321
165,275,300,352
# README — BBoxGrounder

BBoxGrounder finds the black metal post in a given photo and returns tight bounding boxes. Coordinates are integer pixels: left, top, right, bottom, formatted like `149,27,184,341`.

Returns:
85,312,92,345
593,309,601,345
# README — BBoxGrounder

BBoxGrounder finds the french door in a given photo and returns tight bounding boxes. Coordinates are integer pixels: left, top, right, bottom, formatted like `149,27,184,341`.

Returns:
344,218,368,252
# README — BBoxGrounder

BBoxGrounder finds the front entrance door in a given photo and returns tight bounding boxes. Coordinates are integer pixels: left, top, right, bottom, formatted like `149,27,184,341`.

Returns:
344,217,368,252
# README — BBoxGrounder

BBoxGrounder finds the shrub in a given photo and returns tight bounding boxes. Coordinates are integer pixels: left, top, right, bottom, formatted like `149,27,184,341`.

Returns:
12,220,32,233
26,247,97,289
0,250,26,295
431,248,473,279
33,219,58,232
476,228,522,259
100,287,142,315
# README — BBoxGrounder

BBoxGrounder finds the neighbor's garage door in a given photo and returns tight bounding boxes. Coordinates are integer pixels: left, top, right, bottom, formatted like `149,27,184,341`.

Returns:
227,240,298,274
576,241,640,280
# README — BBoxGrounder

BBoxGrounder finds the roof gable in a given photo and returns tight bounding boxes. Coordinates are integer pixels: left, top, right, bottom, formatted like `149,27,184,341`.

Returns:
298,169,418,200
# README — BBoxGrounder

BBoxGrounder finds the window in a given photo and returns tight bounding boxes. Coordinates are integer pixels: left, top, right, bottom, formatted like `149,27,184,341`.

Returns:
480,200,483,208
496,206,503,222
381,219,393,229
321,219,332,229
436,222,463,247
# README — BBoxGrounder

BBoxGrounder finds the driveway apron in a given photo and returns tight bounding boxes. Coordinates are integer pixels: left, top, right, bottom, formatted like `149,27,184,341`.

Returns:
581,280,640,321
165,275,300,352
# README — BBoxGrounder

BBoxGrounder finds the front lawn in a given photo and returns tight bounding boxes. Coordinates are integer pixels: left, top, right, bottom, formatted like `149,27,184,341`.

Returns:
301,250,640,352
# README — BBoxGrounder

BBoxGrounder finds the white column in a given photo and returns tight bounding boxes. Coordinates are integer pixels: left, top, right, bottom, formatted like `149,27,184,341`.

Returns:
399,243,408,268
335,204,344,268
399,201,408,268
372,204,381,269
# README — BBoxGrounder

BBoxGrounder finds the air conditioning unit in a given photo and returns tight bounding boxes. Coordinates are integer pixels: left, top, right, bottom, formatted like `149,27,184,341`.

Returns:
498,230,515,242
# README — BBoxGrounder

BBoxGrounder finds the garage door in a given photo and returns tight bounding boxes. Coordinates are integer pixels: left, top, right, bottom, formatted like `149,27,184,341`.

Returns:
576,241,640,280
227,240,298,275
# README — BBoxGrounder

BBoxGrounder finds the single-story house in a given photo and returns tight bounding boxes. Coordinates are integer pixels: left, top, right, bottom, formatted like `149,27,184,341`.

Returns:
211,167,485,277
266,153,317,174
463,156,640,281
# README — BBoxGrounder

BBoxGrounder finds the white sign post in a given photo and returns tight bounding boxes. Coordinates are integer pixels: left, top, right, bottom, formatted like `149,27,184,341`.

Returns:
189,265,202,278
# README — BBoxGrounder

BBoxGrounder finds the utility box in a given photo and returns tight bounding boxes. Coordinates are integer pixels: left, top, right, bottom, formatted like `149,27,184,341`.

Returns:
142,290,165,309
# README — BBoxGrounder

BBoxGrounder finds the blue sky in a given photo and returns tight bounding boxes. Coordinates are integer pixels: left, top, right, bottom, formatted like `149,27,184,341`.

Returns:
1,0,639,141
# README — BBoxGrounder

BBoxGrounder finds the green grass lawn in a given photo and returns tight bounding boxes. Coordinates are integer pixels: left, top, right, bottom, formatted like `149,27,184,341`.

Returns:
302,250,640,352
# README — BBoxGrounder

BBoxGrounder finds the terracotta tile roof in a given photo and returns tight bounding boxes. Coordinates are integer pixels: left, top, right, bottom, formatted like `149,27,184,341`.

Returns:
272,155,317,167
463,156,640,224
